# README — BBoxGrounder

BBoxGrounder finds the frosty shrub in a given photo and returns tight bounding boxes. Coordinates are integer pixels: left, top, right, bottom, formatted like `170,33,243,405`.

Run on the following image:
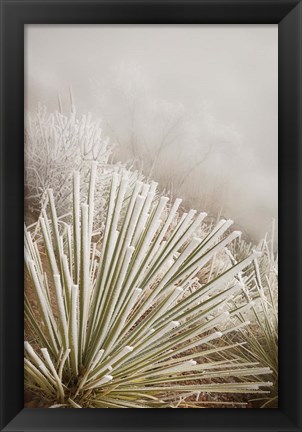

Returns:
24,167,273,408
25,105,113,221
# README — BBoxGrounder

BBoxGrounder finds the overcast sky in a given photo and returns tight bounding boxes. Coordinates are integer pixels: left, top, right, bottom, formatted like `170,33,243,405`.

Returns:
25,25,278,241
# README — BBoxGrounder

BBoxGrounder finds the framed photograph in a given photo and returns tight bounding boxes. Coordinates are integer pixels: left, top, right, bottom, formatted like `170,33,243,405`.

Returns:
1,0,301,431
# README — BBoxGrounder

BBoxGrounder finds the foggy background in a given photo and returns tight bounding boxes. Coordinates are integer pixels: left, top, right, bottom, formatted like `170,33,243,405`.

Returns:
25,25,278,243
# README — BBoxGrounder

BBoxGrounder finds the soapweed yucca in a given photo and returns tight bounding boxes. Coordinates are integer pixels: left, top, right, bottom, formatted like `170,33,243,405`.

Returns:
225,227,278,408
24,166,273,408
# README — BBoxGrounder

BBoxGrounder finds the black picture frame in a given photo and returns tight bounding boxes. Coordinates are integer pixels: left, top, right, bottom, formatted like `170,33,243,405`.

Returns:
0,0,301,431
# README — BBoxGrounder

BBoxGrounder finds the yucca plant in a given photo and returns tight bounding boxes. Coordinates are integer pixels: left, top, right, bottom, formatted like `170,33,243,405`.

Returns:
24,167,273,408
224,227,278,407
